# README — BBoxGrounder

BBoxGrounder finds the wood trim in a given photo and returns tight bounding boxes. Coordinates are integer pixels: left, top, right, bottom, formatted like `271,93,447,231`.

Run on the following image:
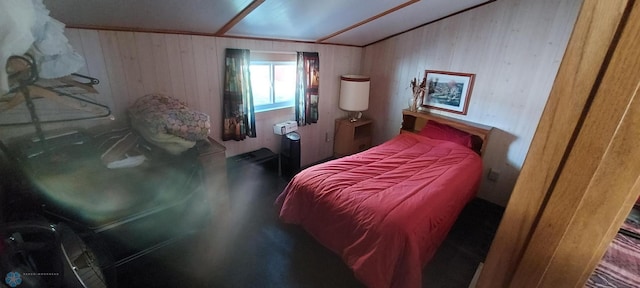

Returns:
215,34,360,48
66,1,494,48
215,0,265,36
317,0,419,43
66,25,362,48
476,0,636,287
67,24,222,37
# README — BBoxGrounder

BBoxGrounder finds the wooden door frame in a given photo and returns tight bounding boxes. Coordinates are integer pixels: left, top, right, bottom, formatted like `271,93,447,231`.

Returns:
476,0,640,287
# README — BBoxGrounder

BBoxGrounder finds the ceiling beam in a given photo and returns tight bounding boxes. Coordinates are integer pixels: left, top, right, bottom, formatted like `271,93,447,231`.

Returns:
316,0,420,43
215,0,265,36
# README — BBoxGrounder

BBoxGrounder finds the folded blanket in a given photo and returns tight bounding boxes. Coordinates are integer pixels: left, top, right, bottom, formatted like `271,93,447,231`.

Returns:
128,94,210,154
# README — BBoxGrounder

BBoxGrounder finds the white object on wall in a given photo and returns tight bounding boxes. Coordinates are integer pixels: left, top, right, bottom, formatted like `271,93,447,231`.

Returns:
339,75,370,122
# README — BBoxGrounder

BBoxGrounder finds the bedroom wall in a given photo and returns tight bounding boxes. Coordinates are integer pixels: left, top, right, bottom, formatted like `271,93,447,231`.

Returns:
361,0,582,206
0,30,363,167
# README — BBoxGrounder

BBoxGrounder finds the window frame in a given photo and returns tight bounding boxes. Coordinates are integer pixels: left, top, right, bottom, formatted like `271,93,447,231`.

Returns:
251,60,296,112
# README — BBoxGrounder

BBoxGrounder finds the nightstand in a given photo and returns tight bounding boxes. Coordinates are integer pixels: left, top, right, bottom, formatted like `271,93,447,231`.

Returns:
333,118,373,158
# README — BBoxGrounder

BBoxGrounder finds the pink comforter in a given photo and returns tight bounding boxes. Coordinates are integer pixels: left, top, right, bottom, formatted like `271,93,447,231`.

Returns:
275,133,483,288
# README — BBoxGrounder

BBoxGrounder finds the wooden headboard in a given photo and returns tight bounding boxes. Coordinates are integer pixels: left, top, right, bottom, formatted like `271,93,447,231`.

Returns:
400,109,493,155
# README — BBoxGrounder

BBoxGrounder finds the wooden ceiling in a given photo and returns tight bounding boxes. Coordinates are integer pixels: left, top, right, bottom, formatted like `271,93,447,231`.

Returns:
43,0,493,47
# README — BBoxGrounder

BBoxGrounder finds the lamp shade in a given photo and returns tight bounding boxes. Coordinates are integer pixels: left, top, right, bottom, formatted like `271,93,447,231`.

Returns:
339,75,370,112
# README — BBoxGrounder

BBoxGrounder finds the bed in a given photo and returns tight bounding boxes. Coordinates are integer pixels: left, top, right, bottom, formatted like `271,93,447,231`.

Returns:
275,110,492,288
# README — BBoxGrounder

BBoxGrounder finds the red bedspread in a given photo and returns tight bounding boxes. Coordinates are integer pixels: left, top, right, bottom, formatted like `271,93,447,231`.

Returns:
275,133,483,288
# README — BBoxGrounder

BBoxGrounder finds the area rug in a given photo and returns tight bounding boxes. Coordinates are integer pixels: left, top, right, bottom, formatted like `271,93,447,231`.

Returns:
585,210,640,288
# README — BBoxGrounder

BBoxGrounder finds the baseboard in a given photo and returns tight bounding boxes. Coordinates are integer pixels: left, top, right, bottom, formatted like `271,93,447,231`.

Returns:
468,262,483,288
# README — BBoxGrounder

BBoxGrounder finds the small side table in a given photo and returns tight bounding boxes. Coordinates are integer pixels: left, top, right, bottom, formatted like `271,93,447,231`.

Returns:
333,118,372,158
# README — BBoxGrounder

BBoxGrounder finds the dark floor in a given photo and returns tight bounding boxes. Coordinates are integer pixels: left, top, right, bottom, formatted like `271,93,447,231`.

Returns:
117,163,504,288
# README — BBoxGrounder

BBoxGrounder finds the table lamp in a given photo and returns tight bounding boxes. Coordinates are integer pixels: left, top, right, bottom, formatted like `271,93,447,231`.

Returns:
339,75,370,122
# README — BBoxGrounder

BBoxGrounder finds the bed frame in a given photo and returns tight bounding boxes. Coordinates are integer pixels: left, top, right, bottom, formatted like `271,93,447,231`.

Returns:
400,109,493,155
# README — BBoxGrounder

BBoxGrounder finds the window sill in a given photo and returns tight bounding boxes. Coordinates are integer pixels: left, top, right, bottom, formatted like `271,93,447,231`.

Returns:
255,106,294,121
255,105,294,114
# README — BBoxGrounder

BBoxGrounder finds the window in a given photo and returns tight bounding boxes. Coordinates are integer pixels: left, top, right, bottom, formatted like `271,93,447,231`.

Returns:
250,52,296,112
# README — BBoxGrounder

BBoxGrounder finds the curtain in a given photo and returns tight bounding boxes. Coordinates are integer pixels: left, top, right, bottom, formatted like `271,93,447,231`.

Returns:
295,52,319,125
222,48,256,141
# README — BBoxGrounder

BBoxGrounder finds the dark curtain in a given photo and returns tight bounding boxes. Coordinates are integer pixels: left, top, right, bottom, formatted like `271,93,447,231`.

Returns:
222,48,256,141
295,52,319,125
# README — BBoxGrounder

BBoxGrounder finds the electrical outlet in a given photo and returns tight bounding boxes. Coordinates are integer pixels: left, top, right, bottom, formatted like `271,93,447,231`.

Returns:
325,132,330,142
488,168,500,182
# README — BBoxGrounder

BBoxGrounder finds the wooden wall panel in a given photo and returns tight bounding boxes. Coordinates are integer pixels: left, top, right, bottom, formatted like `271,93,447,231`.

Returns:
116,32,145,107
149,34,174,95
1,30,362,168
178,35,199,107
99,30,130,117
191,36,212,111
133,33,159,93
508,0,640,285
78,30,116,113
64,29,102,109
164,35,188,106
477,0,634,286
361,0,582,206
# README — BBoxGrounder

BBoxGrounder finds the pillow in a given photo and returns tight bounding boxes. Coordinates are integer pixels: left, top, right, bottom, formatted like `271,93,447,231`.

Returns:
128,94,208,154
128,94,211,142
418,120,473,149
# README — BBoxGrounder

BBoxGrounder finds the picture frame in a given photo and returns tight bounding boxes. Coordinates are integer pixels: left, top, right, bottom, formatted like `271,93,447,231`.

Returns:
422,70,475,115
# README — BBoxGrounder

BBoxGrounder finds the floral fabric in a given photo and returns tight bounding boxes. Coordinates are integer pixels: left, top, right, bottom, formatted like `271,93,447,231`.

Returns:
128,94,210,142
222,48,255,141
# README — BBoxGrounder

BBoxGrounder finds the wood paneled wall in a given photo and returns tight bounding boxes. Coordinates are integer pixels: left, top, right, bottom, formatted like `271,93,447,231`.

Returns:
478,0,640,286
1,0,583,205
0,30,362,166
361,0,582,206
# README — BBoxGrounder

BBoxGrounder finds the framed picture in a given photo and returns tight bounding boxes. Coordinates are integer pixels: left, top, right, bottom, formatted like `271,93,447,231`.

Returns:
422,70,475,115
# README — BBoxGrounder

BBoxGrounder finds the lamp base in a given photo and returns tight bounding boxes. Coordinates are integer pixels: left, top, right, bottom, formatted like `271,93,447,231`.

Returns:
347,111,363,122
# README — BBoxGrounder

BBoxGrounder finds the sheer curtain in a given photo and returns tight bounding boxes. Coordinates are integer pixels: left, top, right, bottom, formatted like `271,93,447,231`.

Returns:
222,48,256,141
295,52,319,125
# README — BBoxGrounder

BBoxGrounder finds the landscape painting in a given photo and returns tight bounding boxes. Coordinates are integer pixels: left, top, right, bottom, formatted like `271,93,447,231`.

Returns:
423,70,475,115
